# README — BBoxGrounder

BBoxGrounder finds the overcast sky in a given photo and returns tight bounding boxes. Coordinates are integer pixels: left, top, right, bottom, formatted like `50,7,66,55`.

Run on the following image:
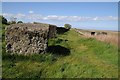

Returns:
2,2,118,31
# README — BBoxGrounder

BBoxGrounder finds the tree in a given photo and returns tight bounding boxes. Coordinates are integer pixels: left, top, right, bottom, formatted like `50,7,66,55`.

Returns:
64,24,71,30
0,16,7,24
17,21,23,24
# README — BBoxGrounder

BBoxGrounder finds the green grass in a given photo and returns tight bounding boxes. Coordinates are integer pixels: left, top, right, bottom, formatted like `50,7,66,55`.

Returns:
2,28,118,78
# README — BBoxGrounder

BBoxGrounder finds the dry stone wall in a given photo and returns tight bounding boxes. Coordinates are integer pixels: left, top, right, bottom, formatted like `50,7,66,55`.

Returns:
5,23,56,55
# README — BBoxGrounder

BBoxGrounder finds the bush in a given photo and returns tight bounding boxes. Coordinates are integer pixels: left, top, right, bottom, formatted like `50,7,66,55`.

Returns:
64,24,71,30
0,16,7,24
17,21,23,24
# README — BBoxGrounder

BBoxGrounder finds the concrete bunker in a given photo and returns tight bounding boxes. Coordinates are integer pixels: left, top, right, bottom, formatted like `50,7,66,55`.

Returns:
91,32,96,35
101,32,107,35
5,23,56,55
97,32,107,35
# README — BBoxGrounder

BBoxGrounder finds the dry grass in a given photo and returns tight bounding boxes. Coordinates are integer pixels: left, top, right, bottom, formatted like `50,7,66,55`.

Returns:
74,29,119,46
83,33,118,46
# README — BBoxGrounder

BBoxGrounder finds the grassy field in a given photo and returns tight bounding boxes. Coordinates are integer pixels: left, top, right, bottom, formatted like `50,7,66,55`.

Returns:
75,29,119,46
2,27,118,78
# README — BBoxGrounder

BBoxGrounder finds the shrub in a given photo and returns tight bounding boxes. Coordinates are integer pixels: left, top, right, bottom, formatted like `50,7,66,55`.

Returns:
0,16,7,24
64,24,71,30
17,21,23,24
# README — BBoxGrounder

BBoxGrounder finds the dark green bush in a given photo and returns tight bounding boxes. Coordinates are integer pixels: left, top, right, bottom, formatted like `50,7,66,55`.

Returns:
0,16,8,24
17,21,23,24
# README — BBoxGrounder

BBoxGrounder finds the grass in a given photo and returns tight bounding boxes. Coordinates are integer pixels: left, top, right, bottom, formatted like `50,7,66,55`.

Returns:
2,27,118,78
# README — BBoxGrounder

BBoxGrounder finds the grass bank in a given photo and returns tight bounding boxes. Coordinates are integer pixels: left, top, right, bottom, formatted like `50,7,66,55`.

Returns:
2,29,118,78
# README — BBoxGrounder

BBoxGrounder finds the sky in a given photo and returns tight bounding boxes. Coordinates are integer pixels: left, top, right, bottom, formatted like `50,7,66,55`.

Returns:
2,2,118,31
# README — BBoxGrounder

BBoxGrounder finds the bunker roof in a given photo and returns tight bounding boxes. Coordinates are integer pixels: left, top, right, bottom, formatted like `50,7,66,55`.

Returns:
6,23,50,31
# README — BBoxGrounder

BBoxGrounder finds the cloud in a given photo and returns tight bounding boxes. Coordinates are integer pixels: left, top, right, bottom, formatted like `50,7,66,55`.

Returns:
27,14,43,20
93,17,99,21
2,13,118,22
2,13,14,17
29,10,34,14
2,13,26,21
15,13,26,19
43,15,118,22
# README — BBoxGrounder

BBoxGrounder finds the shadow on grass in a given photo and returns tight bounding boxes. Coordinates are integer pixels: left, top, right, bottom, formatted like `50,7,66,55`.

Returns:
2,45,70,63
47,45,70,56
2,52,58,64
